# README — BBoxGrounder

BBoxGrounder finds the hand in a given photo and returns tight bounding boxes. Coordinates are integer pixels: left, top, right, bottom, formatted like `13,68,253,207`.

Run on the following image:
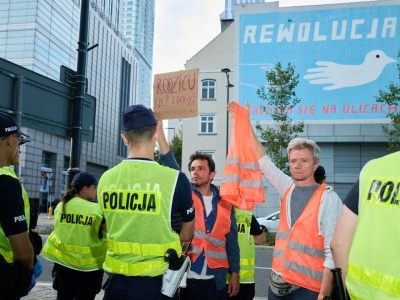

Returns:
33,259,43,278
23,274,36,296
227,272,240,297
227,101,250,117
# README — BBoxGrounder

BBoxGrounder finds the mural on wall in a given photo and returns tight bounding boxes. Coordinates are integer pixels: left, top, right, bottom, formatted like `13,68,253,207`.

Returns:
238,2,399,123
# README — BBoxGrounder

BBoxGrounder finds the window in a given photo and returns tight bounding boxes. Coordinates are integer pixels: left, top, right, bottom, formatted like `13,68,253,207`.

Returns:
201,79,216,99
198,150,216,161
199,114,216,133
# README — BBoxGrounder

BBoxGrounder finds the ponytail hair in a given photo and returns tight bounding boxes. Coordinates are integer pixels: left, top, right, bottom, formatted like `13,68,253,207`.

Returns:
61,186,81,213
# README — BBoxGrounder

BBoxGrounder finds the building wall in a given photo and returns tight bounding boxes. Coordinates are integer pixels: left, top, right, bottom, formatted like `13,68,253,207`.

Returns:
0,0,153,211
183,2,392,218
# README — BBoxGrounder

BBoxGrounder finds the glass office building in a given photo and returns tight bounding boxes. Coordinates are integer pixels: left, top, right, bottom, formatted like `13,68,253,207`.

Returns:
0,0,155,211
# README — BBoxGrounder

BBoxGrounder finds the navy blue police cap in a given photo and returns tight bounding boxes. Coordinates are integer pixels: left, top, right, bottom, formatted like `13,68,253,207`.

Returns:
71,172,98,188
122,104,157,131
314,165,326,183
0,112,31,144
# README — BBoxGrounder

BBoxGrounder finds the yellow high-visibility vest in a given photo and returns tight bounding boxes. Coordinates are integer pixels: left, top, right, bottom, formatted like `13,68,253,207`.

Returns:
0,167,30,263
42,197,107,271
227,208,255,283
347,152,400,300
98,160,182,277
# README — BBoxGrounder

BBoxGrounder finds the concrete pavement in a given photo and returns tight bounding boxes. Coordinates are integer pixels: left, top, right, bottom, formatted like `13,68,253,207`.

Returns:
28,213,268,299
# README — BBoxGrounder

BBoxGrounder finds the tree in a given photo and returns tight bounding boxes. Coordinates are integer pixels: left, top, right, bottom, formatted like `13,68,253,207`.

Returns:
170,128,183,168
376,50,400,153
154,128,183,168
256,62,304,174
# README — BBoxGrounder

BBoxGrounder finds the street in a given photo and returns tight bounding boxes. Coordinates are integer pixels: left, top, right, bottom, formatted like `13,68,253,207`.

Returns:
36,238,273,299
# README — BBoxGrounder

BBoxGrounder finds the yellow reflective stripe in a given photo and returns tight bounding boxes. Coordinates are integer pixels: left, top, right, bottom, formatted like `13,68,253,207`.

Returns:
347,293,363,300
43,244,103,267
48,234,99,255
104,255,167,276
240,257,255,266
240,269,254,280
108,239,180,256
348,263,400,297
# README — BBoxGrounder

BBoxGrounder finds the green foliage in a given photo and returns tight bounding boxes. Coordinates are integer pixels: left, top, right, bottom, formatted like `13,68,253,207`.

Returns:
154,128,183,168
266,232,276,246
170,128,183,168
376,50,400,153
256,62,304,174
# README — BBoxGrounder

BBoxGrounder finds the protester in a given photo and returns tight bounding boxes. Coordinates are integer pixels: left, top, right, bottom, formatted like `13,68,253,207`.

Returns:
0,112,36,299
157,122,240,299
331,151,400,299
42,171,106,300
97,105,194,300
314,165,326,184
228,102,343,300
227,209,266,300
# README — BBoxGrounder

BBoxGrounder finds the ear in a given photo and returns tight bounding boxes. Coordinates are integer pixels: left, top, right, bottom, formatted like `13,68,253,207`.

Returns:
121,133,129,146
154,128,159,143
210,171,216,181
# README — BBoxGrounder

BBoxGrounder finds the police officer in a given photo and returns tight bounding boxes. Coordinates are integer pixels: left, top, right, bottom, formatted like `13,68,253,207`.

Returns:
42,171,107,299
331,151,400,299
228,209,266,300
0,112,35,299
97,104,194,300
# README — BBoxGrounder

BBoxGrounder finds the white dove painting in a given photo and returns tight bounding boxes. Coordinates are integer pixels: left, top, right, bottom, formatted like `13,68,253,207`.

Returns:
304,50,396,90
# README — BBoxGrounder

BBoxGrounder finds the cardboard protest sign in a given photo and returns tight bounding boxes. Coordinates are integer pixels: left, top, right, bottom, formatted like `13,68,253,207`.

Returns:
153,69,199,119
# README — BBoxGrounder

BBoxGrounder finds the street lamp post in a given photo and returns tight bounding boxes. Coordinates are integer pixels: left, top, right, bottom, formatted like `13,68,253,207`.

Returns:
221,68,234,156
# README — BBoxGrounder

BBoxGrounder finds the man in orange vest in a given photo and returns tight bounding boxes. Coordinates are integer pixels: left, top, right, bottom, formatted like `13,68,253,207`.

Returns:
228,102,343,300
157,123,240,299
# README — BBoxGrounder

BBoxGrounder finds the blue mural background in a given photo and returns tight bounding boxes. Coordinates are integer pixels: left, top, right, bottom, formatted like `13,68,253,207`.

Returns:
239,4,399,122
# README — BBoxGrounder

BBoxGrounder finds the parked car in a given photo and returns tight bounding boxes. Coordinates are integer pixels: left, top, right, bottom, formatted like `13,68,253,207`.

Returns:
256,211,280,233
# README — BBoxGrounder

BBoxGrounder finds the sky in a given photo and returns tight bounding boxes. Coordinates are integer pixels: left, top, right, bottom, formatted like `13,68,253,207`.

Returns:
151,0,376,77
152,0,225,76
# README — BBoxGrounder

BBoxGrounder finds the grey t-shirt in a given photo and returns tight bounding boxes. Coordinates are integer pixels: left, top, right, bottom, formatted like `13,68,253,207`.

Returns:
290,184,320,225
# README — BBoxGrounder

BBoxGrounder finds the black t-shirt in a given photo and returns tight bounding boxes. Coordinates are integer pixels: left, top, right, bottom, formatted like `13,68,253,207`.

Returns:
0,175,28,236
344,179,359,215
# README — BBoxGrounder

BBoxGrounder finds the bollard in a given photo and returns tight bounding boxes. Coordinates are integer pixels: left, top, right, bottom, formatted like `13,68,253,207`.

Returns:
48,206,53,219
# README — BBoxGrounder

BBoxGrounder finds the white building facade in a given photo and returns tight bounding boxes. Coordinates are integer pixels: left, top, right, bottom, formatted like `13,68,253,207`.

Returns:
183,0,397,217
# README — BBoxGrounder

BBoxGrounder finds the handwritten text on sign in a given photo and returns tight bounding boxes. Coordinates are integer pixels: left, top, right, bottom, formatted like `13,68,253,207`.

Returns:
153,69,199,120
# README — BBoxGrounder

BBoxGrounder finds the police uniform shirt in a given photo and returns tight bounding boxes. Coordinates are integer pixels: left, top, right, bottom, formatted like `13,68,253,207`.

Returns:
0,175,28,236
344,179,359,215
250,215,263,236
125,158,195,224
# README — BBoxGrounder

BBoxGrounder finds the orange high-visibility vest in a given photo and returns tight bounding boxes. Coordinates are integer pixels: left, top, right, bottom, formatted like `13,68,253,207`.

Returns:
188,191,231,269
272,184,326,292
220,102,265,210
